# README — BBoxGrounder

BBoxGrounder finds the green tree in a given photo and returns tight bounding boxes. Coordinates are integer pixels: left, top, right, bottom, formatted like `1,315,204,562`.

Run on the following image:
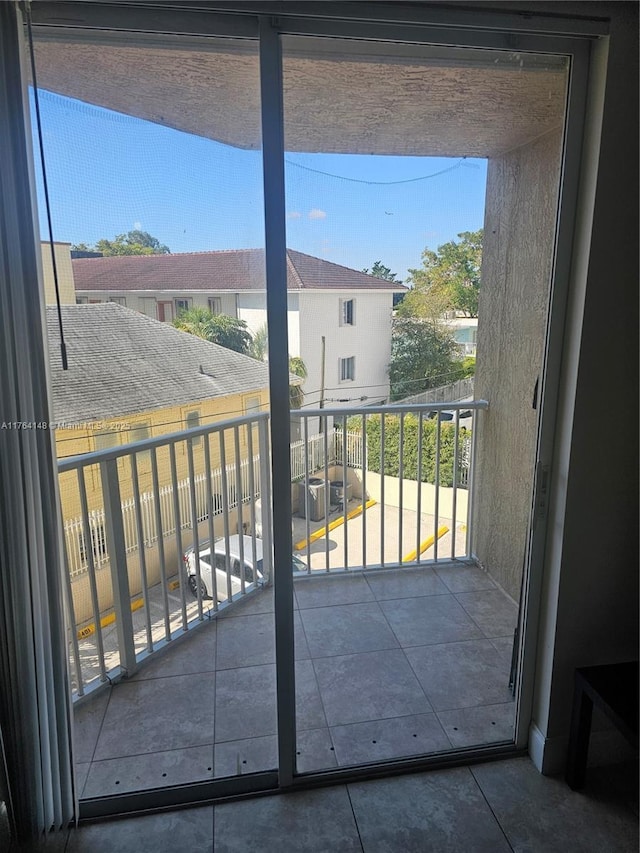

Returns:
389,317,463,401
72,230,170,256
362,260,401,282
250,322,269,361
173,307,253,355
401,230,482,319
288,356,308,409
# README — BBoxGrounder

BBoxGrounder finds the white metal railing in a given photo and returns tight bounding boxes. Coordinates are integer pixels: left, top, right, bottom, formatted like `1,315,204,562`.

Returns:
63,455,261,579
292,400,486,575
58,412,273,698
58,401,485,699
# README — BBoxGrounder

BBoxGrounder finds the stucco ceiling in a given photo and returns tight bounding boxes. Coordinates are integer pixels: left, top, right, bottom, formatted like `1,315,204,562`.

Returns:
31,34,568,157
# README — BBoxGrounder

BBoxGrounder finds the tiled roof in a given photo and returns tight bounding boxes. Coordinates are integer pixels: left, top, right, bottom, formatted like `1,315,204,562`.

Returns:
47,304,271,424
71,248,407,293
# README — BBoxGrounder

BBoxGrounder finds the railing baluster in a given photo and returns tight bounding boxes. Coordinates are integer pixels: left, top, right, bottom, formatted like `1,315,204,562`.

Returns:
303,416,311,569
323,418,330,573
416,411,423,564
76,468,107,681
245,422,258,587
257,417,273,585
233,425,246,595
186,438,204,619
219,429,232,602
169,442,187,630
202,433,219,611
342,417,349,570
100,456,137,677
361,413,367,569
398,413,404,565
61,524,85,696
150,448,171,639
451,413,460,560
380,413,385,567
130,454,154,650
434,413,441,562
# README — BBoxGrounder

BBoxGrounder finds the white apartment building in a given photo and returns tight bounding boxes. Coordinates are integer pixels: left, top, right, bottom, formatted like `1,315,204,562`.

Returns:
72,248,406,417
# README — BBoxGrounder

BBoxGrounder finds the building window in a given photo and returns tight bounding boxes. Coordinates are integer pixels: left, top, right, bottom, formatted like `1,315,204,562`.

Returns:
140,297,157,317
76,296,88,304
157,301,174,322
109,296,126,306
94,428,119,452
208,297,222,314
129,420,151,460
174,298,192,314
185,410,201,447
339,356,355,382
340,298,355,326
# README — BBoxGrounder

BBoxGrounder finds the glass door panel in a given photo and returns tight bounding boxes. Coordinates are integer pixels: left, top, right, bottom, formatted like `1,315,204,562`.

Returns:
281,33,568,772
30,29,277,796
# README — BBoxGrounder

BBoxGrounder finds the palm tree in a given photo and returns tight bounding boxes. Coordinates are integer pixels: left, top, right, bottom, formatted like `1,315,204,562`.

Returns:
288,356,307,409
173,308,253,355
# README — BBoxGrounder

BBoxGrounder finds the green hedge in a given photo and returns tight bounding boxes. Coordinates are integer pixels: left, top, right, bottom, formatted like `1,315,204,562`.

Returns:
347,413,470,488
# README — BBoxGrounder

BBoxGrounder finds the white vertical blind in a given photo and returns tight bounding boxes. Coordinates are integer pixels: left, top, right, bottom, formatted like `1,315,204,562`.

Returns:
0,2,74,840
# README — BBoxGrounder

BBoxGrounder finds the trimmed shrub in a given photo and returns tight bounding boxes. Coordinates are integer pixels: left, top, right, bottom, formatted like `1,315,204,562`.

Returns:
347,413,470,488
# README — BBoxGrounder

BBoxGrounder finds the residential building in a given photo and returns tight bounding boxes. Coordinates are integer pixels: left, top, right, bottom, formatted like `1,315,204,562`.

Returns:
71,248,406,412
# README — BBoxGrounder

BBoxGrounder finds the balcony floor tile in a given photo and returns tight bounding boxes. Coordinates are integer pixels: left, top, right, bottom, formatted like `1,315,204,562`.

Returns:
300,601,399,657
313,648,431,727
329,712,452,766
436,701,515,748
455,589,519,638
405,639,513,711
363,565,449,600
83,745,214,797
294,572,375,609
213,727,337,778
295,659,329,731
129,620,217,681
433,563,498,593
380,595,485,647
93,673,215,760
348,767,512,853
216,612,275,670
73,686,111,764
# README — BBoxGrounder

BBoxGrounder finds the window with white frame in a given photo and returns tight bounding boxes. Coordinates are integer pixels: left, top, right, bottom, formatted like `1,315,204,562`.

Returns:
94,427,120,451
174,298,192,314
208,297,222,314
340,297,355,326
76,296,88,304
109,296,126,306
339,356,355,382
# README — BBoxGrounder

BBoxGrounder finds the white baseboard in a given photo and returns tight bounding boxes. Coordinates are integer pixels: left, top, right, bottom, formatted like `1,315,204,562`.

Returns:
528,722,637,776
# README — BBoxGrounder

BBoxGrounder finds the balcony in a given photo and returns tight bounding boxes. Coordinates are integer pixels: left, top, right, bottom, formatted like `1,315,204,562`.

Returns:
60,401,519,798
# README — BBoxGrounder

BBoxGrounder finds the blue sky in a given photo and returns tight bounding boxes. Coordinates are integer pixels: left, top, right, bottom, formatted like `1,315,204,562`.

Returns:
32,89,487,281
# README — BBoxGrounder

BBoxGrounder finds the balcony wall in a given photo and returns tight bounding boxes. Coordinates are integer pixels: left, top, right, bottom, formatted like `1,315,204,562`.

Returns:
473,128,564,601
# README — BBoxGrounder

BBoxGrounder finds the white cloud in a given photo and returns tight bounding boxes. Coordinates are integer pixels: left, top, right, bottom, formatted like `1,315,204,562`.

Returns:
286,211,302,220
308,208,327,220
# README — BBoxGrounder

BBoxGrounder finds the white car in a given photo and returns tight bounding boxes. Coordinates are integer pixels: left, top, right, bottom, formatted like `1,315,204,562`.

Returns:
183,534,306,602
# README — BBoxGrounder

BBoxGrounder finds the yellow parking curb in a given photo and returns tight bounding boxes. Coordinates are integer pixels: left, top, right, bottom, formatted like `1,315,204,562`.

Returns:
76,596,145,640
295,499,377,551
402,526,449,563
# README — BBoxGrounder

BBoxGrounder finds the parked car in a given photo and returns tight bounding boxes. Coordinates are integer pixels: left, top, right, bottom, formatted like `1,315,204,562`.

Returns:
183,534,307,602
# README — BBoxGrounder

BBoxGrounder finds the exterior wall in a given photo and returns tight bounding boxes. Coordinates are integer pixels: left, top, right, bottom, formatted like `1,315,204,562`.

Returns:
75,290,238,319
473,128,563,601
298,290,393,414
40,242,76,304
56,387,269,522
237,291,300,356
